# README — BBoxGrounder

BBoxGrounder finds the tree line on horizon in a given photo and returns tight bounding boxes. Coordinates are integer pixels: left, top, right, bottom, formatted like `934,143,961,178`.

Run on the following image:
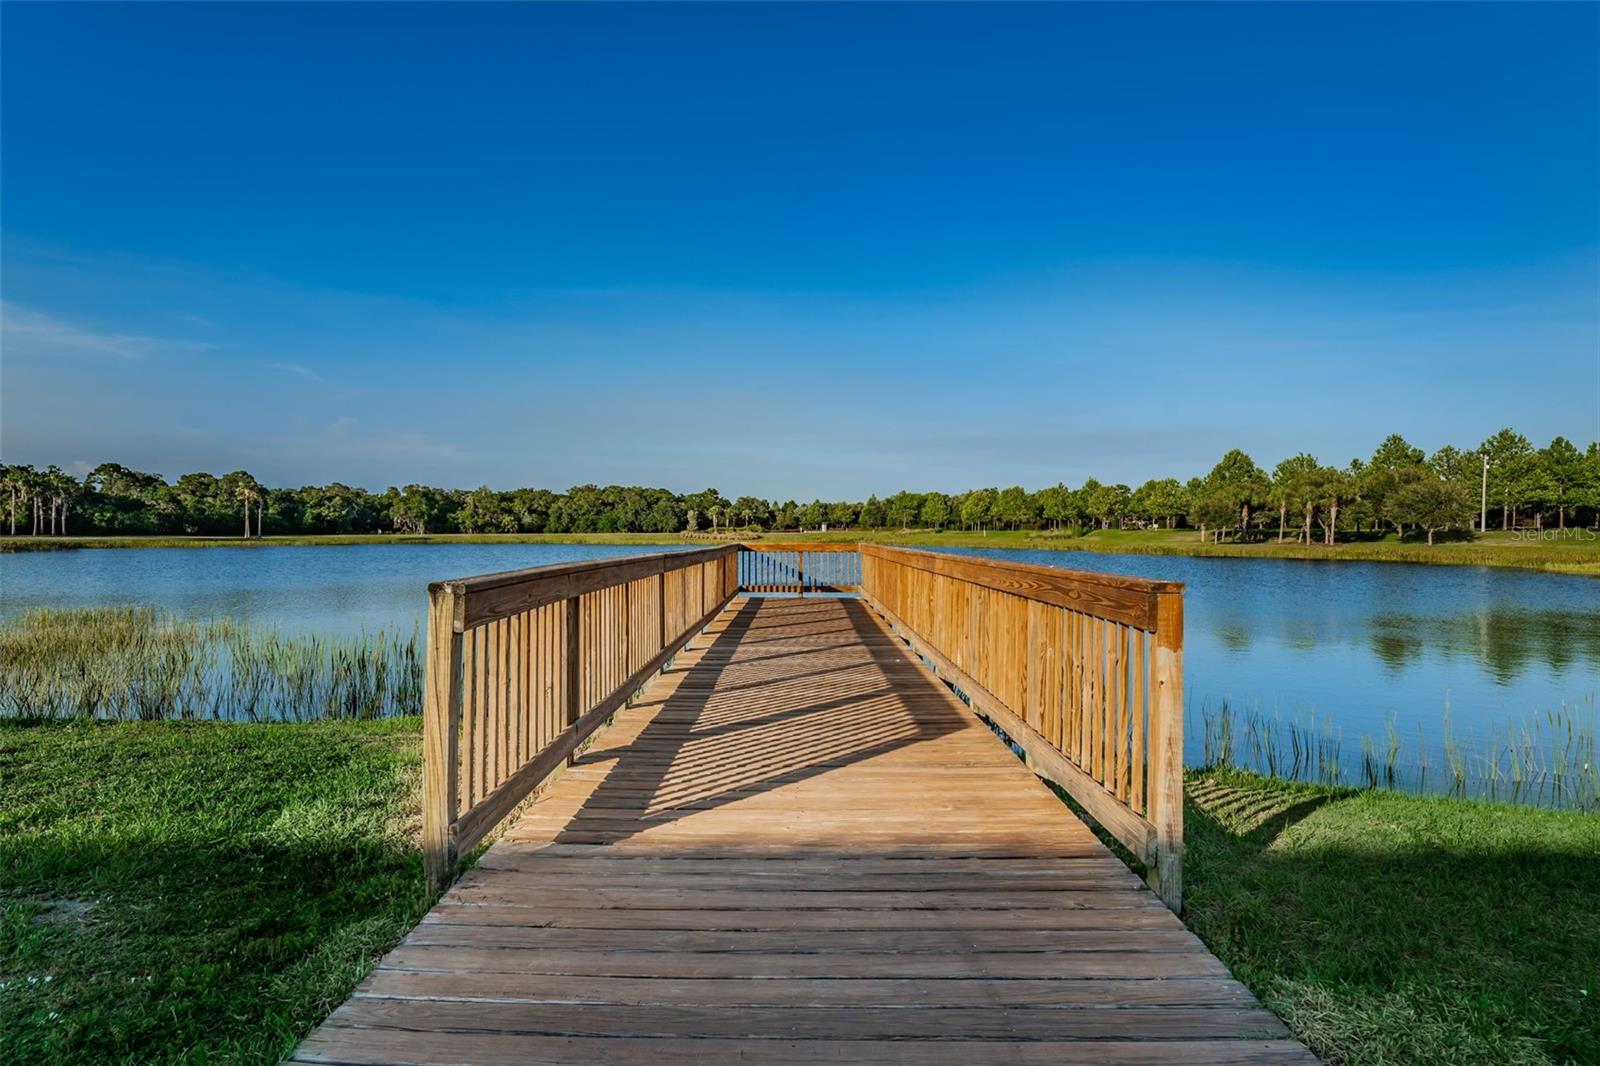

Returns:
3,429,1597,546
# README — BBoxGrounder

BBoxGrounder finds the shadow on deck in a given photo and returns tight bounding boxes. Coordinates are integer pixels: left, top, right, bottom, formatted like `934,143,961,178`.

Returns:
294,597,1316,1065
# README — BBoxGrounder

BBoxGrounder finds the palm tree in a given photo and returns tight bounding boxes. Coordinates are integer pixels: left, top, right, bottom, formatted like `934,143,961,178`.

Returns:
41,466,77,536
1,464,31,536
222,471,264,538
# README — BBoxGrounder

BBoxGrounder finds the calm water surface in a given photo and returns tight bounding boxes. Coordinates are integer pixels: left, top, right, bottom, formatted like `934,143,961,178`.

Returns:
938,546,1598,792
3,543,1596,786
0,544,692,634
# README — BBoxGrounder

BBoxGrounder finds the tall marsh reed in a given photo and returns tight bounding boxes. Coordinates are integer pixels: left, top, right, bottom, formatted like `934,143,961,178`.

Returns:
1196,696,1599,810
0,606,422,721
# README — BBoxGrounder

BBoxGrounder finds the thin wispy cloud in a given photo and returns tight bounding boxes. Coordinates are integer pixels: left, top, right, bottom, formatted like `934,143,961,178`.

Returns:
261,360,321,381
0,301,213,361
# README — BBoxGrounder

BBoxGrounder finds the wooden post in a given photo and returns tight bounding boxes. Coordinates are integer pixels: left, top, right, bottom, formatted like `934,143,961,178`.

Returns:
795,551,804,597
423,584,465,892
1148,588,1184,911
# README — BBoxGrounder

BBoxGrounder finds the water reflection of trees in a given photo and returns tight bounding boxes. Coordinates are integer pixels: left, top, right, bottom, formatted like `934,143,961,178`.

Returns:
1364,610,1600,683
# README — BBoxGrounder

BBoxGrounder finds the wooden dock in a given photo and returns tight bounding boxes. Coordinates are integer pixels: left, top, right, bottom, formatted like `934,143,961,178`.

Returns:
295,589,1314,1064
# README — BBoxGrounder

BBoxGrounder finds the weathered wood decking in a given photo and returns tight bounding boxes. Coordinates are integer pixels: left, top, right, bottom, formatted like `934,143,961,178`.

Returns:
296,597,1314,1065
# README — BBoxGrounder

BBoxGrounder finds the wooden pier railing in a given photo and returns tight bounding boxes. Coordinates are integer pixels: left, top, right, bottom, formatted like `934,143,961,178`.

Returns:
737,543,861,593
858,545,1185,909
422,546,739,888
421,541,1182,907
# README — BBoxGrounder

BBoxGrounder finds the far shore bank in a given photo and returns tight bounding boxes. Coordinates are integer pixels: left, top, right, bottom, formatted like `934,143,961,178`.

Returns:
3,527,1596,575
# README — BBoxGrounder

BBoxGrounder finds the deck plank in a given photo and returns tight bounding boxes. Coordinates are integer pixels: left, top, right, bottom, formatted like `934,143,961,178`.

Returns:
298,597,1315,1064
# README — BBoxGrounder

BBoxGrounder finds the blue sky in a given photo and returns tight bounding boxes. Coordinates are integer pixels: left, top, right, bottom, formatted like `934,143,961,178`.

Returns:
2,3,1596,497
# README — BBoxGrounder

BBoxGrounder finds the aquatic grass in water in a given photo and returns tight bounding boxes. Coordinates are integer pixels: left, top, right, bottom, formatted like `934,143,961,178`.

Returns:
1195,696,1599,810
0,606,422,720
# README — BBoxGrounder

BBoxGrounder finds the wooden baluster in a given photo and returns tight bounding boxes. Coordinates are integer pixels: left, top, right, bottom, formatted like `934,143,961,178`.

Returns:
498,616,511,787
564,595,581,744
534,605,546,757
1111,622,1127,800
475,628,489,804
1025,600,1044,734
1068,613,1080,767
1082,614,1095,773
1097,618,1110,790
622,581,632,679
509,612,522,771
1131,627,1147,815
1049,605,1062,745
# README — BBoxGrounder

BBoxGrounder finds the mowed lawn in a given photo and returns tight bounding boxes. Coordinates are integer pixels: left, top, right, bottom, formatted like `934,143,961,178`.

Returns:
1184,770,1600,1065
2,720,1597,1064
0,719,430,1063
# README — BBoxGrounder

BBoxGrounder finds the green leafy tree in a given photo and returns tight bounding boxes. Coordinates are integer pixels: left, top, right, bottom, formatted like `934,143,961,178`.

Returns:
994,486,1036,530
681,489,727,526
1478,428,1535,530
1188,489,1238,543
1272,454,1322,543
1369,434,1425,470
1356,436,1427,536
885,491,921,530
458,486,516,533
1204,449,1269,539
23,427,1593,542
389,484,451,534
908,492,940,528
1390,476,1474,545
1312,466,1352,546
1034,483,1073,529
2,464,33,535
1572,444,1600,523
219,470,264,538
1537,436,1585,529
1133,478,1186,529
731,496,770,530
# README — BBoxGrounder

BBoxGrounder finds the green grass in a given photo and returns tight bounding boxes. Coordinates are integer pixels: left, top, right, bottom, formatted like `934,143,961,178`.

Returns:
4,722,1597,1064
7,527,1595,574
0,718,431,1064
1184,768,1600,1065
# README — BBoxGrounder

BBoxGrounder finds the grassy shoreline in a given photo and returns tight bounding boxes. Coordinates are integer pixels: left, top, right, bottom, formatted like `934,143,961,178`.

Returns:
4,720,1595,1064
0,719,432,1064
1183,768,1598,1065
4,527,1596,574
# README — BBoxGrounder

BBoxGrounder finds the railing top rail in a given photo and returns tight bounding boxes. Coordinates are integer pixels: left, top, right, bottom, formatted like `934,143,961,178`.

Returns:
432,544,737,629
432,544,733,595
860,543,1182,631
738,542,861,552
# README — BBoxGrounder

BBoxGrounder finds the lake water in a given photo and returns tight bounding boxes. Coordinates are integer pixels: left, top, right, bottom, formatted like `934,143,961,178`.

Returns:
942,548,1598,794
3,543,1596,797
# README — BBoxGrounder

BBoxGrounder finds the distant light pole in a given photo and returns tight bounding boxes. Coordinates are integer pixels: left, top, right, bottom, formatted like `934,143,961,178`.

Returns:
1480,454,1490,534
